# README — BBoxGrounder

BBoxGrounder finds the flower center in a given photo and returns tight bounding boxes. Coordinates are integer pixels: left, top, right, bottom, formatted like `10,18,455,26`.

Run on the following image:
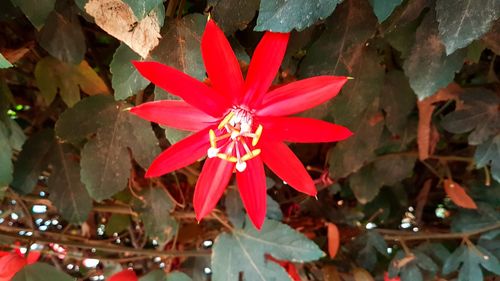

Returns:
207,107,263,172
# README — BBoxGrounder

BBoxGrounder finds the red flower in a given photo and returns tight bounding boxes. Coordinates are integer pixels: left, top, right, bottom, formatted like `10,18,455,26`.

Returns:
108,269,137,281
0,248,40,281
130,20,352,229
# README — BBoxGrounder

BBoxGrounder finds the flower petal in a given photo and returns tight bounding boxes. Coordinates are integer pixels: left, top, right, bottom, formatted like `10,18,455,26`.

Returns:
194,157,234,221
26,251,41,265
259,116,353,143
257,76,348,116
145,127,212,178
260,141,316,196
236,156,267,229
132,61,230,117
109,269,137,281
0,253,27,280
130,100,218,131
202,20,244,103
242,32,289,106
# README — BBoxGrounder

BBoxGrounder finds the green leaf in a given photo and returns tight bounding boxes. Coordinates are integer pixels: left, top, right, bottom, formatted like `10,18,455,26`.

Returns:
329,97,384,179
152,14,207,81
369,0,403,22
443,244,500,281
435,0,500,55
380,70,416,136
208,0,259,34
0,53,13,68
400,264,423,281
37,6,86,64
299,0,377,77
355,231,388,270
122,0,162,21
12,263,74,281
105,214,131,236
7,119,26,151
212,219,324,280
225,188,245,228
441,89,499,145
255,0,342,32
403,11,466,100
136,186,177,243
483,21,500,54
12,129,55,194
10,0,56,30
0,123,13,186
56,96,160,201
166,272,192,281
140,270,192,281
35,57,109,107
266,195,283,221
110,44,150,100
349,155,416,204
474,135,500,183
48,142,92,224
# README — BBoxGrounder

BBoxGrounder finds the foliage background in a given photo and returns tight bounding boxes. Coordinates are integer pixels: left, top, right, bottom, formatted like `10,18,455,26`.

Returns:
0,0,499,280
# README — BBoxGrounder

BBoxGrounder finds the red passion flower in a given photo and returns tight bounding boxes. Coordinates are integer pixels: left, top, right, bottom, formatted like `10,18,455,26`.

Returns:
108,269,137,281
130,20,352,229
0,248,40,281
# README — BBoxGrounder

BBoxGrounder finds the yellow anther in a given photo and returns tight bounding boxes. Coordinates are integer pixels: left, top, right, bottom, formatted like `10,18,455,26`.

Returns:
217,153,238,162
209,129,217,147
218,111,235,129
241,149,261,161
252,124,263,146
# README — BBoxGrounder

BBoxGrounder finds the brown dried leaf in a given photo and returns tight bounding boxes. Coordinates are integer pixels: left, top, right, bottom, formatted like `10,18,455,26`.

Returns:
417,83,462,160
352,267,375,281
326,222,340,259
443,179,478,209
85,0,161,58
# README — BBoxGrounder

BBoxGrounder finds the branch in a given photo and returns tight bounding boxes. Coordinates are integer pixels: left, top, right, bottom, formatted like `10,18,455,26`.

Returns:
378,222,500,241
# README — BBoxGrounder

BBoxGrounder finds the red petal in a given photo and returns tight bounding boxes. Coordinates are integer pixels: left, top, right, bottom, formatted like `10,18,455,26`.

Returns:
145,127,212,178
202,20,244,103
242,32,289,106
132,61,230,117
236,156,267,229
26,251,41,265
326,223,340,258
130,100,217,131
256,76,348,116
443,179,477,209
0,253,27,280
259,116,353,143
194,157,234,221
108,269,138,281
260,141,316,196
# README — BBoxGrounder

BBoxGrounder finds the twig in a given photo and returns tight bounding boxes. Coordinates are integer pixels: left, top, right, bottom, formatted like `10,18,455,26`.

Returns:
379,222,500,241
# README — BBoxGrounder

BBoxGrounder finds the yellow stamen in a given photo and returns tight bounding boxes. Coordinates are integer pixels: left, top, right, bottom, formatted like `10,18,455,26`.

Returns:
218,111,235,129
252,124,263,146
217,153,238,162
241,149,261,161
209,129,216,147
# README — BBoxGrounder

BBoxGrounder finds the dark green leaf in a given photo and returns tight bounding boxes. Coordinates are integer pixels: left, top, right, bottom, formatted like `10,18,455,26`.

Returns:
122,0,162,21
255,0,342,32
435,0,500,55
369,0,403,22
110,43,150,100
266,195,283,221
56,96,160,200
403,11,466,100
299,0,377,77
208,0,259,34
356,231,388,270
140,270,192,281
12,263,74,281
10,0,56,30
414,251,439,273
152,14,206,81
400,264,423,281
441,89,500,145
474,135,500,183
350,155,416,204
384,17,420,59
48,142,92,224
38,7,86,64
138,186,177,243
166,272,192,281
7,119,26,151
380,70,416,136
0,53,13,68
12,129,55,194
35,57,109,107
212,219,324,280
